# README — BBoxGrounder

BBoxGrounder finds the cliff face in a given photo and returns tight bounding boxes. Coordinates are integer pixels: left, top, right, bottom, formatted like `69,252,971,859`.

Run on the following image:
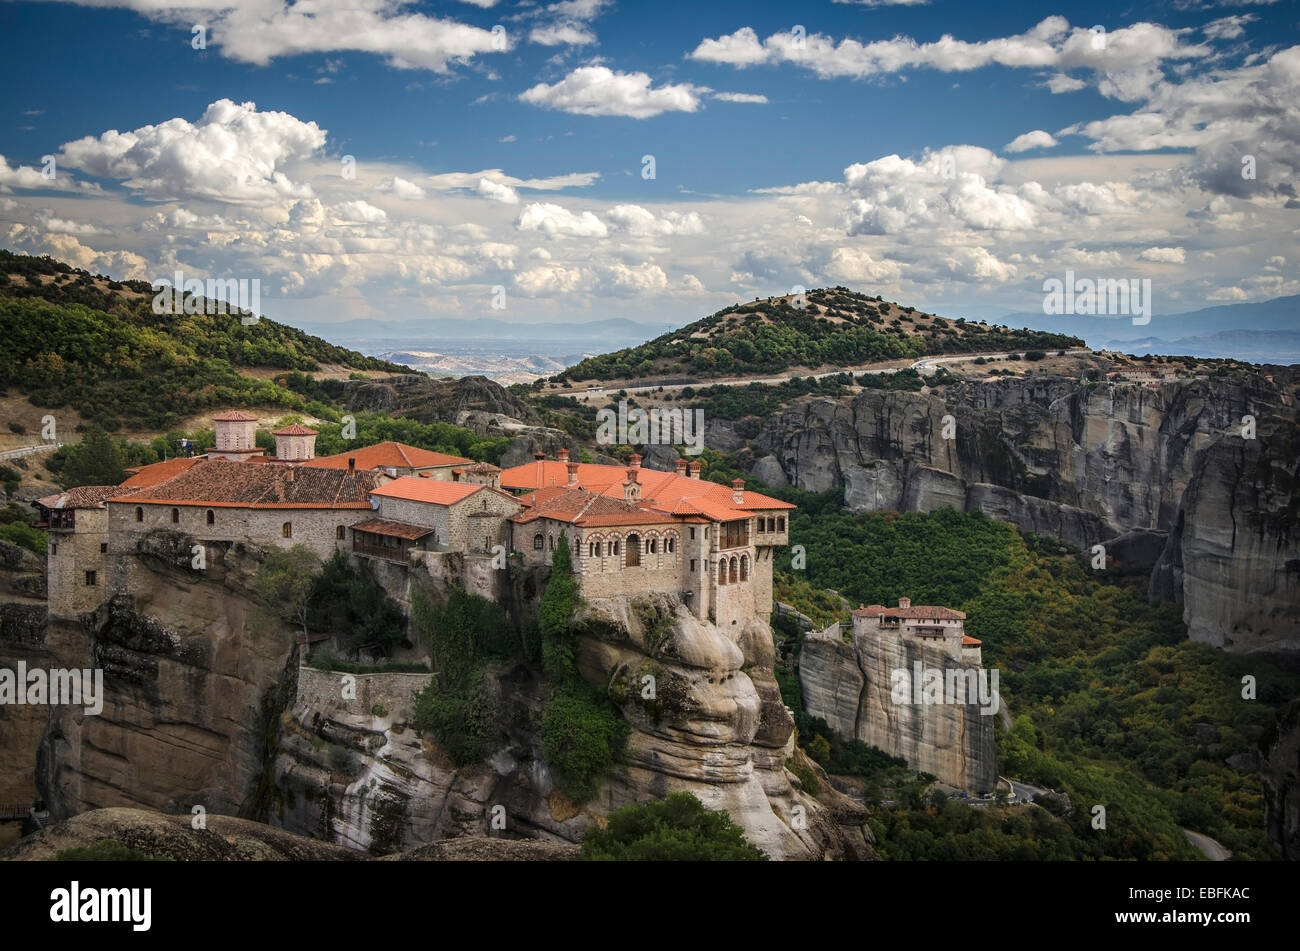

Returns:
799,626,998,793
0,540,49,808
747,369,1299,652
1260,699,1300,860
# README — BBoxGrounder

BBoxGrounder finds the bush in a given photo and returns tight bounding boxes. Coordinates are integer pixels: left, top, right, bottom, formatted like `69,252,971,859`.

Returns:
580,792,768,861
0,520,46,555
7,421,26,434
542,684,628,802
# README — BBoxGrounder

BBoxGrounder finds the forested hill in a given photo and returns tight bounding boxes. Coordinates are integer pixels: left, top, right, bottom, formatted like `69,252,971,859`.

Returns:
560,286,1084,382
0,250,409,431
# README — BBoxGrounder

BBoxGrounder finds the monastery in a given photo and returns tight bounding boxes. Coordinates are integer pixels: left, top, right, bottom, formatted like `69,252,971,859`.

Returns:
34,412,796,630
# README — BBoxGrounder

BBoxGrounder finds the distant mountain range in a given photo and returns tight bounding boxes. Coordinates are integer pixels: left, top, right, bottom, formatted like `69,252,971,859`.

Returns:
298,316,673,351
997,295,1300,363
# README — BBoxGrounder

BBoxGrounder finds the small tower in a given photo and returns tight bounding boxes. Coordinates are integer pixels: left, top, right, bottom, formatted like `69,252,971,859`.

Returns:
273,423,318,461
210,411,261,460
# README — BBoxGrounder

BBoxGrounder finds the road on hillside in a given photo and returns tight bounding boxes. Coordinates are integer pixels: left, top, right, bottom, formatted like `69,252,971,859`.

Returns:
566,349,1094,397
0,443,61,461
1183,828,1233,861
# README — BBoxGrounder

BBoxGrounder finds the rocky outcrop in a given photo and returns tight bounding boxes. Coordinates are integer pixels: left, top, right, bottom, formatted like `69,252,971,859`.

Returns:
799,625,997,793
0,539,48,808
749,368,1300,651
342,374,541,430
1260,699,1300,860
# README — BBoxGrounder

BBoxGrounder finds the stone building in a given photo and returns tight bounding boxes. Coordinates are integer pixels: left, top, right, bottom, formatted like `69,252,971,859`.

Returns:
853,598,981,664
272,424,318,461
33,486,134,618
305,442,471,479
366,477,523,558
208,411,265,461
500,450,794,629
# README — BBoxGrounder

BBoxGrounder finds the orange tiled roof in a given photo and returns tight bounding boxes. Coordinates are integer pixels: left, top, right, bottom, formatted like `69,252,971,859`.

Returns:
351,518,435,540
211,411,259,422
120,457,201,488
109,459,378,509
500,460,794,523
305,441,471,471
962,634,982,646
370,476,491,506
511,485,677,527
36,484,137,510
272,424,318,436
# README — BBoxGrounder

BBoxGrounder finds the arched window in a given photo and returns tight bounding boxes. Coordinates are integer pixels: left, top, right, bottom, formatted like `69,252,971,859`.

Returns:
206,510,215,526
481,499,487,510
171,508,180,524
777,517,785,532
718,561,727,585
740,554,749,581
611,539,620,557
135,507,143,522
282,522,293,538
729,556,738,584
666,536,675,553
548,535,554,551
648,538,657,554
626,533,641,567
534,533,544,551
336,525,345,540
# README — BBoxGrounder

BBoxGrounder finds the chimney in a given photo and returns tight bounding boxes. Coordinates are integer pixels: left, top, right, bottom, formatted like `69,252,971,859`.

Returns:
348,457,355,471
558,448,570,463
286,467,295,483
675,458,687,475
629,452,642,470
898,596,911,609
732,478,744,505
688,460,702,480
566,461,579,486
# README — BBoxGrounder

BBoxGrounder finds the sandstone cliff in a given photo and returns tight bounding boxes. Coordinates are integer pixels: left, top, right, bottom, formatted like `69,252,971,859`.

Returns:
1260,698,1300,860
746,368,1299,652
799,625,998,793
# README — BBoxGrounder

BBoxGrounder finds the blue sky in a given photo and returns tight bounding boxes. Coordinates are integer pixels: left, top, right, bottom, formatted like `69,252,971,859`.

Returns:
0,0,1297,330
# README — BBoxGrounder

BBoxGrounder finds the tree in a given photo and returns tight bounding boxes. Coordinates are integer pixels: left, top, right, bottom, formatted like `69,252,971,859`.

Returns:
58,425,125,488
580,792,768,861
540,532,578,682
254,545,319,637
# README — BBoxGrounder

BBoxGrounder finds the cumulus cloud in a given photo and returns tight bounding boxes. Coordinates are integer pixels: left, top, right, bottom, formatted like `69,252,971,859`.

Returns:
606,204,705,236
519,66,704,118
331,200,388,224
377,176,428,200
529,23,596,45
1139,246,1188,263
477,178,520,203
426,168,600,192
1005,130,1059,153
57,98,325,204
516,202,608,237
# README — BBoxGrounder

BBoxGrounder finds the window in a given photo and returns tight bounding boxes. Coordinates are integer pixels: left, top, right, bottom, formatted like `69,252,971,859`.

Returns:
135,507,143,522
729,557,738,584
481,499,487,510
588,541,597,558
667,537,675,553
85,570,97,586
757,519,766,534
777,517,785,532
626,534,641,567
50,543,57,555
690,527,696,540
282,522,293,538
548,535,554,551
612,539,620,557
206,510,215,526
717,561,727,585
740,554,749,582
171,508,180,524
100,543,108,554
767,518,775,533
690,559,696,572
534,533,544,550
648,539,657,554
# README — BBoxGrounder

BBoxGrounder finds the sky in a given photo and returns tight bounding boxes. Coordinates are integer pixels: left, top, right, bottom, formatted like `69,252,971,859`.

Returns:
0,0,1297,332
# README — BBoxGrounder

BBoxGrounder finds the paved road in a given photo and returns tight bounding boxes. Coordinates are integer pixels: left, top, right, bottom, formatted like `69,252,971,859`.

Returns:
1005,777,1053,803
1183,828,1233,862
0,443,61,461
567,348,1093,397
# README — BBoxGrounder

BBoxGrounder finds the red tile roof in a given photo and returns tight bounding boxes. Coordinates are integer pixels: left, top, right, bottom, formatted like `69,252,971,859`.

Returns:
511,485,677,527
962,634,982,646
500,460,795,524
36,485,137,510
109,459,378,509
305,441,471,471
211,411,259,422
120,457,201,488
351,518,435,540
272,424,318,436
370,476,490,506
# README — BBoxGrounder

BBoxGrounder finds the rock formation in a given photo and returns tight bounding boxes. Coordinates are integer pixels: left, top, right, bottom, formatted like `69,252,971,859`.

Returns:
1260,699,1300,860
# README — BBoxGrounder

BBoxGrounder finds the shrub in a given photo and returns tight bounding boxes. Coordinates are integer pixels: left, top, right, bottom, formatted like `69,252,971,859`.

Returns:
580,792,768,861
542,684,628,802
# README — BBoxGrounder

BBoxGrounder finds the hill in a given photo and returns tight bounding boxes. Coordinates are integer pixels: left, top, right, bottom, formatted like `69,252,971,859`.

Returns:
0,250,409,431
559,287,1084,383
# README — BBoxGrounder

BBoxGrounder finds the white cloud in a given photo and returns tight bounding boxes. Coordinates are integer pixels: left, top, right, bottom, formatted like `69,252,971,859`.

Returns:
519,66,704,118
426,168,600,192
332,200,388,224
713,91,769,104
477,177,520,203
1005,130,1059,153
514,263,590,295
529,23,597,46
1139,246,1187,263
1203,15,1255,40
606,204,705,236
516,202,608,237
1045,73,1087,93
378,176,427,200
58,98,324,204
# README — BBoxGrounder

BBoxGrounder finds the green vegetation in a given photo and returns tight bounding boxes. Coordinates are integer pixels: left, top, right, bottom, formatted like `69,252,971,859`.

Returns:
540,533,580,681
311,412,511,465
54,838,170,861
580,792,768,861
253,545,320,637
0,250,403,430
561,287,1081,382
308,550,409,657
0,519,46,555
771,490,1300,859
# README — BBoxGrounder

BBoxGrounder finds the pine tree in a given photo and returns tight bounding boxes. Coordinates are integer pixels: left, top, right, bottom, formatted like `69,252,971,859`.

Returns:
59,425,126,488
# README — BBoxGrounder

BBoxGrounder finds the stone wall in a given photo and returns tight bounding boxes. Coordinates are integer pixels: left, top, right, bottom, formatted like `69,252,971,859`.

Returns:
47,508,108,618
